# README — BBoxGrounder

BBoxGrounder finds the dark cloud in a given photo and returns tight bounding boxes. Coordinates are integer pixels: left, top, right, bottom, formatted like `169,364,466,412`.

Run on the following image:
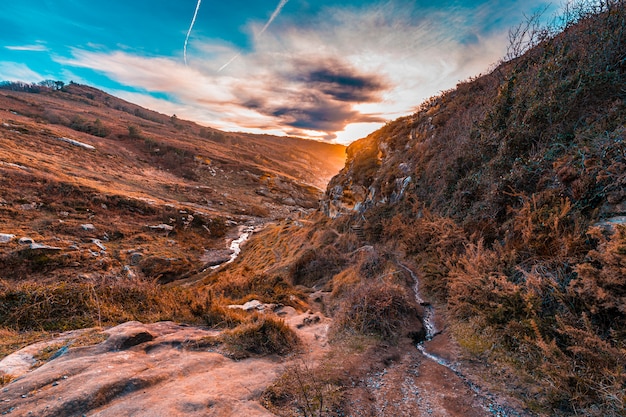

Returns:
305,67,388,102
267,92,384,132
233,60,389,135
296,60,389,103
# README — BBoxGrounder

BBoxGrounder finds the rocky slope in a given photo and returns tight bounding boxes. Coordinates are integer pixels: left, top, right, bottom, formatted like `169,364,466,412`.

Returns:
0,304,331,417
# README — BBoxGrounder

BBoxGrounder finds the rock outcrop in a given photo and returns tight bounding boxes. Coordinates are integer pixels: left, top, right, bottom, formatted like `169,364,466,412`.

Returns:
0,322,276,417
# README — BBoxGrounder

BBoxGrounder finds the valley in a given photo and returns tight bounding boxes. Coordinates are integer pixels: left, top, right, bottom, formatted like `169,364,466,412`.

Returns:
2,2,626,416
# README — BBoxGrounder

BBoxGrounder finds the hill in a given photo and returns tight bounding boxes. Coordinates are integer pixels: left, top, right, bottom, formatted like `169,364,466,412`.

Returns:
312,2,626,415
196,2,625,415
0,82,345,284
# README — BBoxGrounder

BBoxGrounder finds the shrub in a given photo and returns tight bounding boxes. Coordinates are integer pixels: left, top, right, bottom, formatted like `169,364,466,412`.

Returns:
69,116,110,137
262,361,344,417
289,246,345,287
332,280,415,343
221,314,300,358
127,125,141,138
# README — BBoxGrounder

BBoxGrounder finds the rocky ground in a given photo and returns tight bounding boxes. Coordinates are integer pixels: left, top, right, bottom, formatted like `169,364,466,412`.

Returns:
0,303,331,417
0,289,529,417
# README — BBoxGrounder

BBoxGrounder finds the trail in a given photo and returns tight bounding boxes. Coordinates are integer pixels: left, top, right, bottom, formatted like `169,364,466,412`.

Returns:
398,262,527,417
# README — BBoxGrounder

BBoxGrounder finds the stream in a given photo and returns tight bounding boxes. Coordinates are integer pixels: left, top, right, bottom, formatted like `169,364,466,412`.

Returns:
210,225,255,270
398,262,524,417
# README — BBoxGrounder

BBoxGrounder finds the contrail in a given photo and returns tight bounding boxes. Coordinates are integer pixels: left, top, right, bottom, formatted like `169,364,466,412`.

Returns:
218,53,241,72
258,0,289,37
184,0,202,66
218,0,289,72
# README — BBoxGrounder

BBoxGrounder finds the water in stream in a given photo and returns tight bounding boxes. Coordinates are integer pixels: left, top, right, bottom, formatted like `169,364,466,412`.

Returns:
210,225,255,270
398,262,524,417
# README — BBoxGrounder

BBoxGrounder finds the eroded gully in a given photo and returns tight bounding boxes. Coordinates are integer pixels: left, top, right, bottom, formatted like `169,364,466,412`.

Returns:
397,263,526,417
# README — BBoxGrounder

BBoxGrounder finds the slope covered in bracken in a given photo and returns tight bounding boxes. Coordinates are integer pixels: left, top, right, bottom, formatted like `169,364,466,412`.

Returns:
315,1,626,415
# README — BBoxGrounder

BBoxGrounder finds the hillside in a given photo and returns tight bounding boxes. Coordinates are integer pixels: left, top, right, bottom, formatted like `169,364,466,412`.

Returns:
313,2,626,415
2,2,626,416
0,83,345,284
198,2,624,416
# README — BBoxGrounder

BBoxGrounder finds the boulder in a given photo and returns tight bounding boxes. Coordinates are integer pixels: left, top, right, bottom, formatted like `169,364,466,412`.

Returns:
91,238,106,251
0,322,279,416
0,233,15,243
29,243,62,251
148,224,174,233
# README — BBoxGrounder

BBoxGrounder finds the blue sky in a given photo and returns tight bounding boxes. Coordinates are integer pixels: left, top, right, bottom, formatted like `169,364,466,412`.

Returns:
1,0,553,143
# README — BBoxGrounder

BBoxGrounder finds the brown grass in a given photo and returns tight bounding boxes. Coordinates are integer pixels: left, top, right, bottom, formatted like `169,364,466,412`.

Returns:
0,277,224,331
221,314,301,359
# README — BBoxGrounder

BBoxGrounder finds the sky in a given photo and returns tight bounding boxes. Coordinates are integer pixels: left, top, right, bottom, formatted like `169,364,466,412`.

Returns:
1,0,554,144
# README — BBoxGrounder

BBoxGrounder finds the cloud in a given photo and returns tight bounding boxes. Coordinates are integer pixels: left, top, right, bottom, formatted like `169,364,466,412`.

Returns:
296,60,389,102
55,1,543,143
5,44,48,52
0,62,46,82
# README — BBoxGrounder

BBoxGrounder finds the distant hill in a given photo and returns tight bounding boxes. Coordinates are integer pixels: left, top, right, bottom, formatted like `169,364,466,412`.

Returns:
0,82,346,190
0,81,345,284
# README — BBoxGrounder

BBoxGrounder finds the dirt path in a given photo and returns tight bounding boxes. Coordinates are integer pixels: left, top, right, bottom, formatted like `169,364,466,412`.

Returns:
391,262,530,417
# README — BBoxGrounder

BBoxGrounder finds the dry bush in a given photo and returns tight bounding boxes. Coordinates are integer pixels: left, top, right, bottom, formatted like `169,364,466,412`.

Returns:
333,231,360,253
332,280,415,343
329,265,362,301
447,240,519,323
504,192,588,261
262,360,344,417
289,246,345,287
221,314,300,359
382,205,467,300
572,225,626,335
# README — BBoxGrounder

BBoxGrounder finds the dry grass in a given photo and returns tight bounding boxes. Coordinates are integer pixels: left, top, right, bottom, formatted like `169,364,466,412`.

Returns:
0,277,226,332
221,314,301,359
0,374,15,387
0,328,46,361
